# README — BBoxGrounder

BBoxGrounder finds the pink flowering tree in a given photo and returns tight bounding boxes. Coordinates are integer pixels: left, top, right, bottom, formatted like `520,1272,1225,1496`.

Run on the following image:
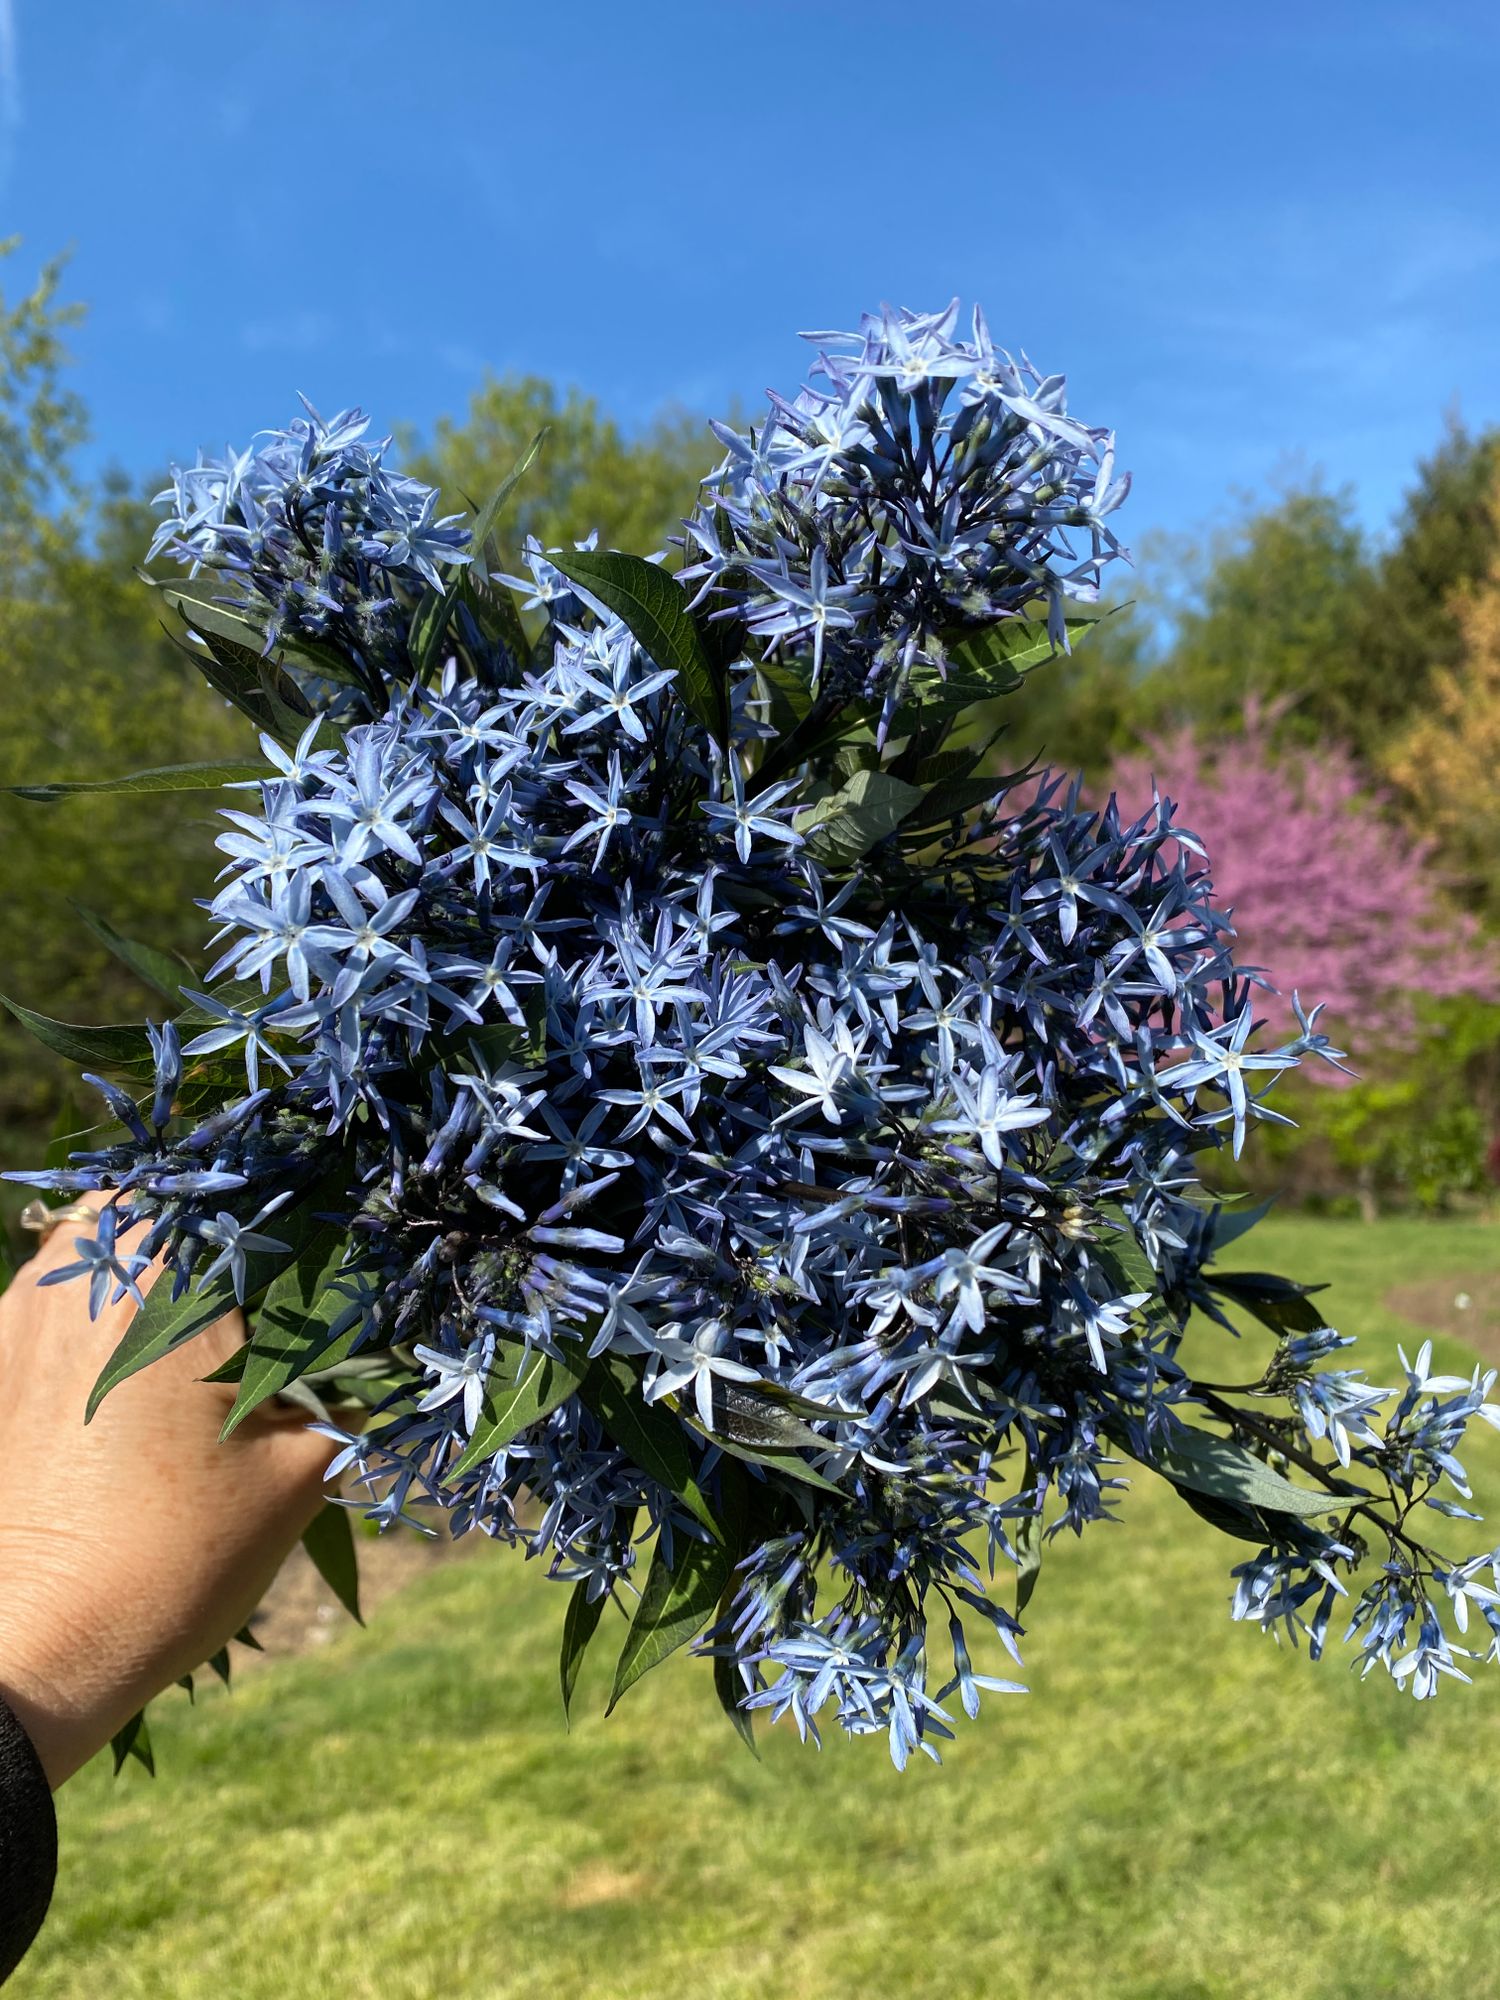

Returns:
1105,713,1493,1075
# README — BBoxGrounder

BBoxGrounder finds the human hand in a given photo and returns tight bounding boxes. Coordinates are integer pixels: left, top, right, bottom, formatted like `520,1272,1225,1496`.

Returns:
0,1198,335,1785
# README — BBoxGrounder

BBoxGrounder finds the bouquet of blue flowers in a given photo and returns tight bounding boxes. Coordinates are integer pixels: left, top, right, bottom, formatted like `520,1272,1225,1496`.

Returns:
9,300,1500,1768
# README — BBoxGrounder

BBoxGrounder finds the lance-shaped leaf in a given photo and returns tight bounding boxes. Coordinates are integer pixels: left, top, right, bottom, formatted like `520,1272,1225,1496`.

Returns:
706,1459,761,1756
713,1646,760,1759
471,425,550,574
301,1503,362,1623
3,761,265,804
186,627,314,746
71,903,193,1007
1089,1201,1161,1296
1128,1420,1367,1521
578,1352,724,1543
110,1710,155,1778
1208,1269,1330,1337
220,1226,365,1438
87,1172,346,1420
704,1379,828,1452
160,588,362,688
897,611,1103,722
560,1582,607,1725
86,1267,242,1422
702,1433,846,1497
547,547,729,745
676,1380,846,1495
1,999,154,1076
911,731,1004,788
803,768,925,866
450,1339,591,1477
1012,1448,1046,1616
607,1528,728,1713
411,428,549,678
899,773,1009,833
1207,1198,1277,1255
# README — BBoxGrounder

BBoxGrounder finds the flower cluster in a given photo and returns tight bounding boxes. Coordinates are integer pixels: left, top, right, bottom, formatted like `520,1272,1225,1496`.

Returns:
683,299,1130,735
149,397,471,676
16,305,1500,1767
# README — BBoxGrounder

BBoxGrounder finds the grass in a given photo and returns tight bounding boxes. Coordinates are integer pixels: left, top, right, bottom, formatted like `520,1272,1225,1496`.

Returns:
15,1216,1500,2000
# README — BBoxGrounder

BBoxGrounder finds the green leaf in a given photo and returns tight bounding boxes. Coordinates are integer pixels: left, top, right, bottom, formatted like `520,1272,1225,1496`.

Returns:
547,547,729,745
674,1380,846,1495
471,426,550,573
220,1226,363,1438
86,1268,241,1422
1091,1202,1161,1296
1208,1270,1330,1337
607,1529,728,1713
187,626,314,746
410,429,549,681
2,760,265,804
1171,1483,1290,1544
109,1709,155,1779
1014,1451,1044,1616
161,589,362,688
803,768,925,865
701,1379,827,1453
900,773,1009,832
1,997,153,1075
898,612,1101,722
459,563,533,668
1134,1420,1365,1521
1015,1507,1044,1617
912,737,995,787
560,1581,607,1724
713,1644,759,1759
1207,1197,1276,1254
707,1433,847,1496
418,1019,529,1076
87,1173,343,1420
71,903,192,1005
301,1502,362,1624
450,1339,591,1477
578,1353,724,1543
407,584,458,681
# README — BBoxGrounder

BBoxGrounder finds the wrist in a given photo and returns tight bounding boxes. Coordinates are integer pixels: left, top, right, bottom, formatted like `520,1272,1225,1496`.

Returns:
0,1550,138,1788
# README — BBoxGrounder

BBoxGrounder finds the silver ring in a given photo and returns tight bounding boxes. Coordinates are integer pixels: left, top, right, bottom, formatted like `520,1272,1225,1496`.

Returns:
19,1199,97,1240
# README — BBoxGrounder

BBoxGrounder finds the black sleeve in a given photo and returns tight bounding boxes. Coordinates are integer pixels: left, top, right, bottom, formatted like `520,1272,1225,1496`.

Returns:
0,1694,57,1986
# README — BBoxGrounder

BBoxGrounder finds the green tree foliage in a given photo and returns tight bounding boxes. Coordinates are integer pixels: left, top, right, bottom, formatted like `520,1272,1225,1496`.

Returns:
997,591,1152,779
1247,996,1500,1218
1350,416,1500,758
1005,429,1500,784
402,374,720,567
1138,484,1370,745
0,247,250,1161
998,486,1372,778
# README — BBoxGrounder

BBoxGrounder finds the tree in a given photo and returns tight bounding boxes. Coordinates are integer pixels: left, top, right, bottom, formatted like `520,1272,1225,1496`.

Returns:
401,375,721,569
1000,481,1373,781
1383,470,1500,924
1106,713,1492,1053
1350,414,1500,759
0,247,251,1166
1148,484,1370,745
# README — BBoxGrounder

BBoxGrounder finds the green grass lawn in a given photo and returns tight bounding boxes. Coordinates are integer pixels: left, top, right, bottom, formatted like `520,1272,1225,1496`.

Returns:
15,1217,1500,2000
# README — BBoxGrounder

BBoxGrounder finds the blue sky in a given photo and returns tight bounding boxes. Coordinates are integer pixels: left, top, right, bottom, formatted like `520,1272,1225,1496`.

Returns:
3,0,1499,553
